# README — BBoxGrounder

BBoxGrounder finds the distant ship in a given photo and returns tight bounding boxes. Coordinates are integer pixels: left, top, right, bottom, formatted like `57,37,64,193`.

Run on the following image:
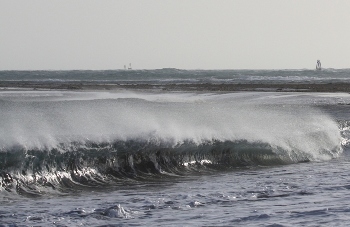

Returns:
316,60,321,70
128,63,132,70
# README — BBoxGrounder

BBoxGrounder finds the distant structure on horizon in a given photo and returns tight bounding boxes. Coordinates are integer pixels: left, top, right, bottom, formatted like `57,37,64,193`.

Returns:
316,60,321,70
123,63,132,70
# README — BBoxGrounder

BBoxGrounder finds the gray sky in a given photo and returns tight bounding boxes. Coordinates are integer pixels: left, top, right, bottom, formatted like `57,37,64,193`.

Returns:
1,0,349,70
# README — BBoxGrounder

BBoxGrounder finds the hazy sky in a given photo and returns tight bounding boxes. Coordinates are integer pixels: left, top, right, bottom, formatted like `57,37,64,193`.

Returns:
1,0,349,70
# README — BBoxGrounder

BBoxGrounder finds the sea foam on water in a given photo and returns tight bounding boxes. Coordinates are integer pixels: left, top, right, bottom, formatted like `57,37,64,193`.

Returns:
0,91,342,161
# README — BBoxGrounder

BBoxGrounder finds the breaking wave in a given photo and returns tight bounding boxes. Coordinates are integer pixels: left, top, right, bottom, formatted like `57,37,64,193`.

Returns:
0,92,344,196
0,137,342,196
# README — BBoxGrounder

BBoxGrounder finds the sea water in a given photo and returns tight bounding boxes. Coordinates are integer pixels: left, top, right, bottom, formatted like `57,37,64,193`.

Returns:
1,70,350,226
1,68,350,85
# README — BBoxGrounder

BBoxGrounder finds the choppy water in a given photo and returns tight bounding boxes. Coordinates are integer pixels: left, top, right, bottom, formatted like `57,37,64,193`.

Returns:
1,70,350,226
1,68,350,85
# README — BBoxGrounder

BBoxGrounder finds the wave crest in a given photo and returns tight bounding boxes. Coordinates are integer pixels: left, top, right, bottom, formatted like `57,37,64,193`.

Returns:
0,138,341,196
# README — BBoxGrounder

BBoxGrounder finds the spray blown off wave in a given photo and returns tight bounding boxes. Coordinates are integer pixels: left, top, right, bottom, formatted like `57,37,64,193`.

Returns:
0,92,343,195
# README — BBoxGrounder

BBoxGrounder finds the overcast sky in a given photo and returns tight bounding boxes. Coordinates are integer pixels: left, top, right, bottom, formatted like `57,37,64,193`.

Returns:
1,0,349,70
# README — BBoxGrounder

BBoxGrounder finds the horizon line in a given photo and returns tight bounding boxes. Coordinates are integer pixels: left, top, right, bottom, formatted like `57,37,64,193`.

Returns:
1,67,348,71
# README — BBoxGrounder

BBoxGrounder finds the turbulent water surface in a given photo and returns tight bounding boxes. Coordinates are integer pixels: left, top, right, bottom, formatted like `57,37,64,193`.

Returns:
1,68,350,85
1,70,350,226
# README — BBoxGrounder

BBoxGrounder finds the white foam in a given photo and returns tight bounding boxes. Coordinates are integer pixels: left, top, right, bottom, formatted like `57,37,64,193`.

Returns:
0,91,343,160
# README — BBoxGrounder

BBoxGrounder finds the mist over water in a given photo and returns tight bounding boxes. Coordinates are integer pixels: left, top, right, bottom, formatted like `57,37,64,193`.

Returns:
0,91,341,161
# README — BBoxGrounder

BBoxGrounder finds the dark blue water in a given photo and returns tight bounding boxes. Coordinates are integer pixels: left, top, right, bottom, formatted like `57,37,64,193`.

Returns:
1,70,350,226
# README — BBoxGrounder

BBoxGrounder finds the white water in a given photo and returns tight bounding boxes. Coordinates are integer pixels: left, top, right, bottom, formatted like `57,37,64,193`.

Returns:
0,91,342,160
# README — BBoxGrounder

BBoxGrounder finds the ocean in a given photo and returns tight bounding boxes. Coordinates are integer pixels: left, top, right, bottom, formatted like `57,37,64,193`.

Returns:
1,69,350,226
1,69,350,85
